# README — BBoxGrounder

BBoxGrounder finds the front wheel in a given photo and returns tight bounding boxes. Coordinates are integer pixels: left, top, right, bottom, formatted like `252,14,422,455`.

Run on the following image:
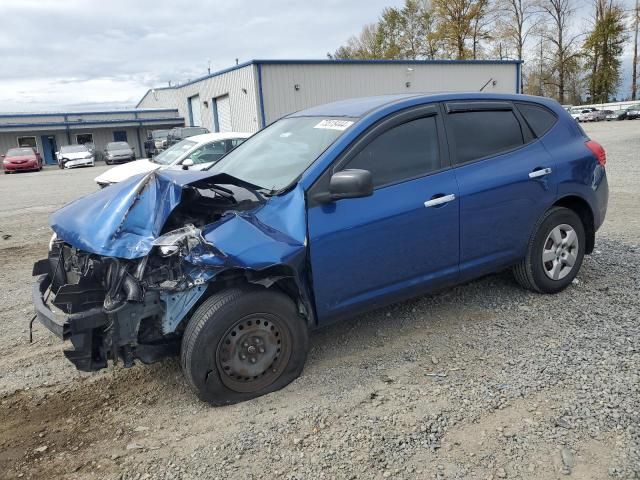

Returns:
513,207,585,294
181,286,309,405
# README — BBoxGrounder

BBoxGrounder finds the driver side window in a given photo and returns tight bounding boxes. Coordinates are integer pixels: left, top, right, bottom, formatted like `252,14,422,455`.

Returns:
344,116,440,188
189,141,227,164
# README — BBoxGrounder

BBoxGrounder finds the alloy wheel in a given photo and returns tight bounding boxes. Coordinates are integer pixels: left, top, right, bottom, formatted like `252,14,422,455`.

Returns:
542,224,579,280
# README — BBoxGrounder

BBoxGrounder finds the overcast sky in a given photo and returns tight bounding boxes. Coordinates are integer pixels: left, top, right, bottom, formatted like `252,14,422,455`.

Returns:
0,0,404,112
0,0,636,113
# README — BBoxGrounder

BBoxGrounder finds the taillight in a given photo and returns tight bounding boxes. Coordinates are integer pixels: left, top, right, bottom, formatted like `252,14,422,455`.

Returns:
586,140,606,166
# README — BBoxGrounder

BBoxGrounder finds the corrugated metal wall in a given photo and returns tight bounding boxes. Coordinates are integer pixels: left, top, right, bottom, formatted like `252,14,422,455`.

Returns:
260,63,518,124
138,65,260,133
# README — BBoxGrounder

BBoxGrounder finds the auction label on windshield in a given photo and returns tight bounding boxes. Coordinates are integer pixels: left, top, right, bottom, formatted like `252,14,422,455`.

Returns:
314,119,354,131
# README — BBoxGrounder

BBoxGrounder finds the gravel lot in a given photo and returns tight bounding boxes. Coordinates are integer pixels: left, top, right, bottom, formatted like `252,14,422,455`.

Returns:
0,121,638,480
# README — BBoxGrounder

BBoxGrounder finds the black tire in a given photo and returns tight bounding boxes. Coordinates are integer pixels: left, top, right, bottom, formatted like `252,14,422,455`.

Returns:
180,286,309,405
513,207,585,294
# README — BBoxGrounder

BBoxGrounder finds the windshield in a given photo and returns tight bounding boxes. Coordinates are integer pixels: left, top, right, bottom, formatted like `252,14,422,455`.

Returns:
7,147,34,156
152,139,197,165
210,116,354,191
107,142,130,150
152,130,168,139
61,145,88,153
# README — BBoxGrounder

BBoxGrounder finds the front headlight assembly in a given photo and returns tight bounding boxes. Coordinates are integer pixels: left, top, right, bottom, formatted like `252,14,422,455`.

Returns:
152,225,205,257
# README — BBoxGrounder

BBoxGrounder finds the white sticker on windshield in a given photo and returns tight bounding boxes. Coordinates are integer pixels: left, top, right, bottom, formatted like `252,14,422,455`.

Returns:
314,119,354,131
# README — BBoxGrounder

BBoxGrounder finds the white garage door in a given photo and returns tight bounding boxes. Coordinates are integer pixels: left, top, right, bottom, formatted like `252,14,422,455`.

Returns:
189,95,201,126
215,95,232,132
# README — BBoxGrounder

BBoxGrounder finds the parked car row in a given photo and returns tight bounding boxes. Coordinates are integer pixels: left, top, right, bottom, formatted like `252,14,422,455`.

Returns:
568,104,640,122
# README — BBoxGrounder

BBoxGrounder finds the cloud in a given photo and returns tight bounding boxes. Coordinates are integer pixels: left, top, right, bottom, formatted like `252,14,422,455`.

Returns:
0,0,402,112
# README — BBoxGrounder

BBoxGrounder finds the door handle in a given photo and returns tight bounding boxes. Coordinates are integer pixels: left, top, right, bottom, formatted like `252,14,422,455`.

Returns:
529,167,552,179
424,193,456,208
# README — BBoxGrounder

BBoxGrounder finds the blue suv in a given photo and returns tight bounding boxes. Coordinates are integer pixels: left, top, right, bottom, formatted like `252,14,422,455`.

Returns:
32,93,608,405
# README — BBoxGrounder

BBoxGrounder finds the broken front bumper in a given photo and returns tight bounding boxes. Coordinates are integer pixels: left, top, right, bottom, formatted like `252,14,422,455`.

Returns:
32,273,109,371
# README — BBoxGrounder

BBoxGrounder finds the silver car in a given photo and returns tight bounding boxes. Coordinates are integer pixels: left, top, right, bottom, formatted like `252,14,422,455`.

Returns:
582,109,607,122
103,142,136,165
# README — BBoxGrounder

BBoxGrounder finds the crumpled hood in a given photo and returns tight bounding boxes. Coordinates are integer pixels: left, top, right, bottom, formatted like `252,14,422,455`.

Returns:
51,169,215,259
94,158,160,184
50,169,307,263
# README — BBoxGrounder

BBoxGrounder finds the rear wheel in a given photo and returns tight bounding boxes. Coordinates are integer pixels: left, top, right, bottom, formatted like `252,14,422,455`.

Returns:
513,207,585,293
181,286,308,405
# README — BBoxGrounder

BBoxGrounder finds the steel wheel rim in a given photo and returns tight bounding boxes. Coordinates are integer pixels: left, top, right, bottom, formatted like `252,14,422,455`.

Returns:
216,313,292,393
542,223,579,281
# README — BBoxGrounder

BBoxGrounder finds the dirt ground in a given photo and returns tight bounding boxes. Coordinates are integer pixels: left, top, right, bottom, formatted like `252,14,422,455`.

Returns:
0,121,638,480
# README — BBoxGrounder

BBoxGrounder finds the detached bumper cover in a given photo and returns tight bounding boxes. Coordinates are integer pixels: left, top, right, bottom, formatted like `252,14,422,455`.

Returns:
32,273,109,371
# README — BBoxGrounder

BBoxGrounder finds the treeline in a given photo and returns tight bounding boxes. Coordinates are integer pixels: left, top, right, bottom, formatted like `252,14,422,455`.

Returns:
330,0,639,105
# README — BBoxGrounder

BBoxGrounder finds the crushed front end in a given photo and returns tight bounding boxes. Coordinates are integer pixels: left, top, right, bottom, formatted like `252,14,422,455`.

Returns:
32,227,213,372
30,169,310,373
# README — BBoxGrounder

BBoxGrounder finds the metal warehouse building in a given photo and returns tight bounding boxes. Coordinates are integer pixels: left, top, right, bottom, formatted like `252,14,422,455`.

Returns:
0,109,184,165
137,59,522,133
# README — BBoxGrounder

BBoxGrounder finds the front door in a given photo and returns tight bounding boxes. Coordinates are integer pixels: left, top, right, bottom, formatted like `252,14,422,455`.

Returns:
40,135,57,165
307,108,459,323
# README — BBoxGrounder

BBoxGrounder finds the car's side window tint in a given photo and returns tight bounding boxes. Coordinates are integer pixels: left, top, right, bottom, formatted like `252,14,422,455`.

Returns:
448,110,524,165
516,103,557,137
344,116,440,187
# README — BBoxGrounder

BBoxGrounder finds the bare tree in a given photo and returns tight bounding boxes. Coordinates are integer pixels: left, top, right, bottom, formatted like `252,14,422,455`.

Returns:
536,0,582,103
497,0,539,86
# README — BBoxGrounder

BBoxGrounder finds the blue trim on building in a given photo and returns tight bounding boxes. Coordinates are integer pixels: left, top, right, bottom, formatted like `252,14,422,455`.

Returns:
136,128,143,157
187,97,195,126
256,63,267,128
0,117,185,130
254,58,523,66
0,108,178,119
211,97,220,132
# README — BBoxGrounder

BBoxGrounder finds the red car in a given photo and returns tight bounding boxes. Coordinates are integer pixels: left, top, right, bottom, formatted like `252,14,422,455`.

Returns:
2,147,43,173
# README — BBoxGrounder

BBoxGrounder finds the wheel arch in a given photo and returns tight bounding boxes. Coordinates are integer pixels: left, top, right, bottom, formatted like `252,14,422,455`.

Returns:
185,264,316,330
552,195,595,254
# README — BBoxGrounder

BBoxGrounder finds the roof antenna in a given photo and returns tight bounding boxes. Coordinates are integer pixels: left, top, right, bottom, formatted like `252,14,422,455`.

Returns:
479,78,494,92
207,59,211,75
235,58,239,65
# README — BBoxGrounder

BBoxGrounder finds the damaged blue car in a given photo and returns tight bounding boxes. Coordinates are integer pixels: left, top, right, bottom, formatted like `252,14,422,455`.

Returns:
32,93,608,405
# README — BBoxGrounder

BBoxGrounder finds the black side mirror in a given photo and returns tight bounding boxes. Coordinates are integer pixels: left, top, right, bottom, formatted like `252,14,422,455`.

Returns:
316,169,373,203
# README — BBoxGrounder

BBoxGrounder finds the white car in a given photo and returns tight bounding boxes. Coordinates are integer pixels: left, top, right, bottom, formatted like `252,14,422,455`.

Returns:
94,132,251,187
569,107,596,122
57,144,95,169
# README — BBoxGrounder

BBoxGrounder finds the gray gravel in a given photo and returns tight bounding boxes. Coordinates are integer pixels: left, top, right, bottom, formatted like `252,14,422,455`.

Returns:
0,121,639,479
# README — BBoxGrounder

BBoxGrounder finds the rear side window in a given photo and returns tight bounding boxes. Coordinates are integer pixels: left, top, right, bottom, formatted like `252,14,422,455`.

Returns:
516,103,557,137
345,116,440,187
447,110,524,164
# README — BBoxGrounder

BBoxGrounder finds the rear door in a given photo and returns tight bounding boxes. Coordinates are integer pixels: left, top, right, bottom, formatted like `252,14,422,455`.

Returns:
307,105,460,323
443,101,557,280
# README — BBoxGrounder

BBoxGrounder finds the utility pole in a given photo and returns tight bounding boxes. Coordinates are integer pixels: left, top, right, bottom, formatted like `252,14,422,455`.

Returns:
633,0,639,100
